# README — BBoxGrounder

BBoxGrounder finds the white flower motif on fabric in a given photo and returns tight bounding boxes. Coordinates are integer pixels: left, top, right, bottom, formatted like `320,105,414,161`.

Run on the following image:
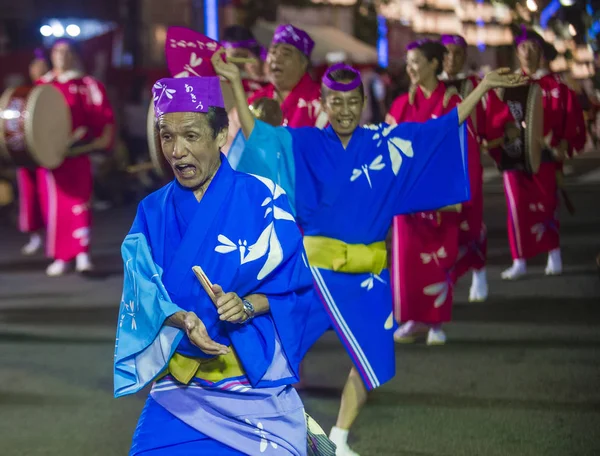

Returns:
420,247,447,265
174,53,203,78
368,124,414,176
72,203,89,216
244,419,278,453
297,98,321,119
215,175,295,280
360,273,387,291
153,82,176,104
384,311,394,330
423,282,449,308
529,202,545,212
350,155,386,188
460,221,470,232
72,227,90,247
119,299,137,331
531,223,545,242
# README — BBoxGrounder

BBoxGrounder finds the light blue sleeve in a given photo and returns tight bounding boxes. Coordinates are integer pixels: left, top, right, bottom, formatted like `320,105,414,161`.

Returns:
390,108,471,214
113,231,184,398
227,120,297,215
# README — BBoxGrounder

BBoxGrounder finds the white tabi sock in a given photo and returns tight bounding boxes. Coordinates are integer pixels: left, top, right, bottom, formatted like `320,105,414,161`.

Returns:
501,259,526,280
472,268,487,287
329,426,349,445
546,248,562,275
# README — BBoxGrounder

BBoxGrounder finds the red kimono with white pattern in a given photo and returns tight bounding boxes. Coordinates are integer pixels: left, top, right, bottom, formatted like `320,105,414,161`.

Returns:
248,73,326,128
386,82,480,324
491,70,586,260
17,70,114,261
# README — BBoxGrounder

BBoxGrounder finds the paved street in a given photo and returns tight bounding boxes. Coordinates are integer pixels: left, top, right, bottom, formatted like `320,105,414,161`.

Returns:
0,170,599,456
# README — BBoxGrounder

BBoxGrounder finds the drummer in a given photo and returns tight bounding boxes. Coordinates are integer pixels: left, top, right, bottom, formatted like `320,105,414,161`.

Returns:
438,34,515,301
498,28,586,280
17,49,52,256
22,38,115,276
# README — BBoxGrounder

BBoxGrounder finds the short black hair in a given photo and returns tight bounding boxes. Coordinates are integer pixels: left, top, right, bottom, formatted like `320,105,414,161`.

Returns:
322,67,365,98
415,41,448,76
155,107,228,139
206,106,229,138
542,41,558,62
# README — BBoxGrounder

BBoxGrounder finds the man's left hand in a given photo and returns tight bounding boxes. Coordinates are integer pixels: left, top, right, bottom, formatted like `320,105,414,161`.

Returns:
212,284,248,323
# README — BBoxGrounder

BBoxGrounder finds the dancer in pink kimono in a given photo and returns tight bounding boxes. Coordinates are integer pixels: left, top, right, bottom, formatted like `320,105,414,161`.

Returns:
18,39,115,276
386,40,482,345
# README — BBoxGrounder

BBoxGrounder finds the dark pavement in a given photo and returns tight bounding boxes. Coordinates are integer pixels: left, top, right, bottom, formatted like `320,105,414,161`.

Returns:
0,176,599,456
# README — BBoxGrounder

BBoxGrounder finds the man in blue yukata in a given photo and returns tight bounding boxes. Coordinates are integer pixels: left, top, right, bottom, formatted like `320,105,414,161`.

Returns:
216,48,528,455
113,75,334,455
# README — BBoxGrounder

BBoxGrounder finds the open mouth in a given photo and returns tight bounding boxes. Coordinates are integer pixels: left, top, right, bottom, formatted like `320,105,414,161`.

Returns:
174,163,197,178
270,65,283,76
338,118,353,128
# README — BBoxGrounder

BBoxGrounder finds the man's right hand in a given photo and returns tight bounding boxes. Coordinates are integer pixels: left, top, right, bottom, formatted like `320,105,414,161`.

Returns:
168,311,230,356
211,48,241,84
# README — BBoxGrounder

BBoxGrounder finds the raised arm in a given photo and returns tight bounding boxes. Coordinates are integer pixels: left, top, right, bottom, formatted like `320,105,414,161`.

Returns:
212,48,255,139
457,68,528,125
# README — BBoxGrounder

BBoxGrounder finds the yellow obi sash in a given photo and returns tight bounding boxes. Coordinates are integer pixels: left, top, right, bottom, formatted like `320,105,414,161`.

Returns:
303,235,387,275
157,348,245,385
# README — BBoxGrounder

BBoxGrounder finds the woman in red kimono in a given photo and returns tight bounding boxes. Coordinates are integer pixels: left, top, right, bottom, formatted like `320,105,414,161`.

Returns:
498,29,586,280
28,39,114,276
386,40,482,345
439,34,516,302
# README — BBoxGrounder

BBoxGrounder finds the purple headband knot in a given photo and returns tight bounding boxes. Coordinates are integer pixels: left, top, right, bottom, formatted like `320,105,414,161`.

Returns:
440,34,467,48
272,24,315,58
322,63,362,92
222,39,268,61
406,38,432,51
152,77,224,119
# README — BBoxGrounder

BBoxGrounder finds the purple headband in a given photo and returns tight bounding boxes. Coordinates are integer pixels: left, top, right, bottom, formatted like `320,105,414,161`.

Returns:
441,34,467,48
52,37,77,50
322,63,362,92
406,39,432,51
222,39,267,61
33,48,46,60
272,24,315,58
152,77,224,119
514,25,544,48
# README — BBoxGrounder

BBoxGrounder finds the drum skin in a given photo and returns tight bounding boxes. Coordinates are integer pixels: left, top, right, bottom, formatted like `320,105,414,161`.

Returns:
497,84,544,174
0,85,71,169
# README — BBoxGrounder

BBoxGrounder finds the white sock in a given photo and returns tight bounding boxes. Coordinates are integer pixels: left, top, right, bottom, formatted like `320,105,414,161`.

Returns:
329,426,349,445
472,268,487,286
30,233,42,244
513,259,526,270
548,248,561,267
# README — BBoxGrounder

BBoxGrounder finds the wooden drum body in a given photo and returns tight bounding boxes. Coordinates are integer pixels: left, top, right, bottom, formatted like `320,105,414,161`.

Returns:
496,84,544,174
0,85,72,169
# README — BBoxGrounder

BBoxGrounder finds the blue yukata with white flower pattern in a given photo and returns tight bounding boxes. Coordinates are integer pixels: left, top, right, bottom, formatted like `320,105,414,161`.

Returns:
114,156,328,455
229,108,470,390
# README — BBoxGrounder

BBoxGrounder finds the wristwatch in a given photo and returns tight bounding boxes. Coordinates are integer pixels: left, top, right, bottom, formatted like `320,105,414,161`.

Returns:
242,298,255,322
